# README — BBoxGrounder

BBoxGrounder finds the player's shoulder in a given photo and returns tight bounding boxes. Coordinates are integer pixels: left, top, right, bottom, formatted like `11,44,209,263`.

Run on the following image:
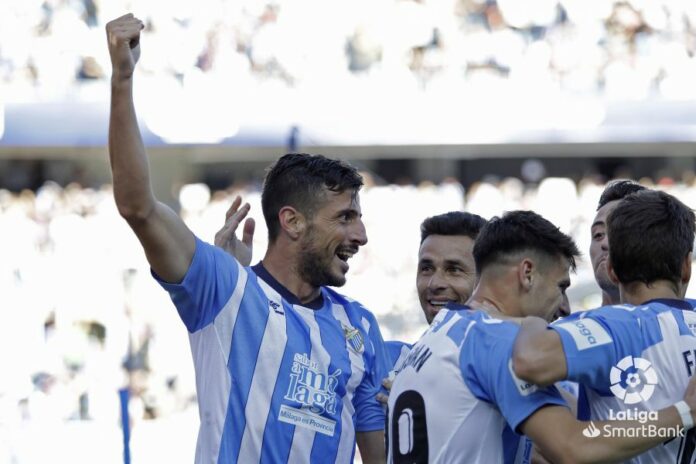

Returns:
440,307,519,347
577,299,694,322
558,303,639,324
386,340,412,370
193,235,247,269
322,287,378,321
386,340,412,352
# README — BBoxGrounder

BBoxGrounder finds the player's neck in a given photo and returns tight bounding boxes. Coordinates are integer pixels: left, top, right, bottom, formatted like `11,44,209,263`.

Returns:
467,288,516,319
262,248,322,304
619,280,683,306
602,289,620,306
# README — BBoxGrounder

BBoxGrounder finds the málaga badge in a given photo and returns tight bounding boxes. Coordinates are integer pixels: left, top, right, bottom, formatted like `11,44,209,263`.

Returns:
342,324,365,354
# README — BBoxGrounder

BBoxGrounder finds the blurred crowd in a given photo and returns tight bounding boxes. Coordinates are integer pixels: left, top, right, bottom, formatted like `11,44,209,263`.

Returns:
3,0,696,104
5,174,696,443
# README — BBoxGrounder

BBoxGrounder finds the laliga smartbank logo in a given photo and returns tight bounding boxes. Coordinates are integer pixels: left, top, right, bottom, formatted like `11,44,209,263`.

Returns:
582,422,601,438
581,356,685,439
610,356,658,404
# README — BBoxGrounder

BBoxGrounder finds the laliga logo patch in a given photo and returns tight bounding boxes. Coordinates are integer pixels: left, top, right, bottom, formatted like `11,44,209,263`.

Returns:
609,356,658,404
342,324,364,354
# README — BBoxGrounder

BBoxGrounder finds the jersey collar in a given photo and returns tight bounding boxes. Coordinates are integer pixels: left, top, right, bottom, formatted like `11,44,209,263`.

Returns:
251,262,325,310
642,298,693,311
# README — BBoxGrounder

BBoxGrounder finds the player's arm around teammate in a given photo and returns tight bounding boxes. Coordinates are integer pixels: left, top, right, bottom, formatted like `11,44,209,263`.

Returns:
520,378,696,464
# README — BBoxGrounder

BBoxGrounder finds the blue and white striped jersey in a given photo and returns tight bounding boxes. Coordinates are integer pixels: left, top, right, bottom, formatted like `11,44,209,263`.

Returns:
155,237,389,464
386,340,412,373
387,307,565,464
552,299,696,464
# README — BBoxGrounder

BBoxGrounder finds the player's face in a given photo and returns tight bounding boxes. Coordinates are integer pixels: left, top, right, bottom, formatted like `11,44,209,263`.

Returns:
551,292,571,321
298,190,367,287
524,256,571,322
590,200,620,297
416,234,477,324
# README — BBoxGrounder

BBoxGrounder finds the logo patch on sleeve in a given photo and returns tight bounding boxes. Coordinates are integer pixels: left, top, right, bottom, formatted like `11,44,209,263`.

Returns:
555,319,612,351
508,360,538,396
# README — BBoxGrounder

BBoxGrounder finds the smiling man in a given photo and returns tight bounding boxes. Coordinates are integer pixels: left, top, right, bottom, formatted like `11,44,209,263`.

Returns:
106,14,388,464
388,210,696,464
384,212,486,367
416,212,487,324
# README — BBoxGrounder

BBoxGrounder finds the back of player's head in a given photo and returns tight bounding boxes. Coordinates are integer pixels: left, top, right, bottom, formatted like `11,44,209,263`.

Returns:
597,179,646,210
420,211,487,244
473,210,580,274
608,190,695,286
262,153,363,242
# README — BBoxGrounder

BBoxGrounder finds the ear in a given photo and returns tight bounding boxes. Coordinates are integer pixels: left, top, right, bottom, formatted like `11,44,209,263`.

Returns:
682,251,692,285
607,257,620,285
518,258,534,291
278,206,306,240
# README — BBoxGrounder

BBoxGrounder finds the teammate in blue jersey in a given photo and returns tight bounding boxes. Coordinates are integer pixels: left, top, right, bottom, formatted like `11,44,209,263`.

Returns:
590,179,647,306
106,15,388,464
375,211,570,463
385,212,571,369
514,190,696,463
388,210,696,464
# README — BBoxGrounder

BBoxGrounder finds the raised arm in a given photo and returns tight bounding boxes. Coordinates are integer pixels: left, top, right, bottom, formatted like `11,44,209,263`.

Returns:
106,14,195,282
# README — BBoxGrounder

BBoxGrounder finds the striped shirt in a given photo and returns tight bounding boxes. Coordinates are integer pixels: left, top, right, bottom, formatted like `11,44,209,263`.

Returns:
387,307,565,464
155,237,389,464
553,299,696,463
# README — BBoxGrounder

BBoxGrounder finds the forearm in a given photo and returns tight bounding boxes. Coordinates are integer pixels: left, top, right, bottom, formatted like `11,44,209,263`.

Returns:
564,406,685,464
109,77,156,219
513,317,566,386
527,404,688,464
356,430,386,464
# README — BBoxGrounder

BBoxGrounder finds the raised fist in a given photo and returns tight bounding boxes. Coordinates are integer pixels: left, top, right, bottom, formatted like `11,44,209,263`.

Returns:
106,13,144,80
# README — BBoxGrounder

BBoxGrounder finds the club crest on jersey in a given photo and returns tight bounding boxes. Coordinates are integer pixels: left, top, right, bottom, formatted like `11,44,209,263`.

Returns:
284,353,341,415
342,324,365,354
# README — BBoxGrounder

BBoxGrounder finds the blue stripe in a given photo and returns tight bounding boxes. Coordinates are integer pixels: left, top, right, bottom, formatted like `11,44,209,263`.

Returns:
218,277,271,464
309,304,350,463
674,310,694,336
502,427,522,464
433,310,458,334
577,384,591,420
639,310,664,348
445,313,472,345
259,300,311,463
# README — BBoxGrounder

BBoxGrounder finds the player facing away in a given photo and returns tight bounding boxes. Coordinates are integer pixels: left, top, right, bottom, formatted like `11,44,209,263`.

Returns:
514,190,696,463
387,210,696,464
106,14,389,464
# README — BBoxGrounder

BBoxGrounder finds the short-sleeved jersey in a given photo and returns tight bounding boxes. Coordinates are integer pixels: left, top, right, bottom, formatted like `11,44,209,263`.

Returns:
387,306,565,464
552,299,696,463
154,238,389,464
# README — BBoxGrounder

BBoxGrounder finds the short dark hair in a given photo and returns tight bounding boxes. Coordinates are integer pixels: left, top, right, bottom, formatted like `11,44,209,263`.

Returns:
420,212,487,244
262,153,363,242
473,211,580,274
597,179,646,210
608,190,695,287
